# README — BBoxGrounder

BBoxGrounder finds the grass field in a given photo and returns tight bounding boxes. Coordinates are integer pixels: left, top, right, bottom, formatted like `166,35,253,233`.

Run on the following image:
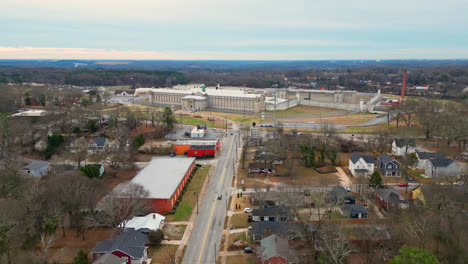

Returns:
267,105,342,116
166,166,210,221
230,214,250,229
148,245,178,264
226,255,256,264
199,111,269,124
178,115,226,128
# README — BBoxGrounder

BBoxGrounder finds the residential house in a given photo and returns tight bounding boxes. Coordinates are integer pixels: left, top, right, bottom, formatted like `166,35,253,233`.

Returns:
21,161,49,177
68,137,90,153
120,213,165,234
252,206,290,222
391,139,416,156
340,204,368,219
89,137,109,152
251,222,318,243
374,187,409,210
424,158,461,179
258,234,300,264
91,229,148,264
248,162,276,174
377,153,401,177
327,186,355,205
415,151,444,170
348,152,374,177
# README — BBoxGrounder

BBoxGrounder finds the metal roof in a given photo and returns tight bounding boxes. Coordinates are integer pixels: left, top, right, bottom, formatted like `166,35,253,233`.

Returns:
127,157,195,199
24,160,48,170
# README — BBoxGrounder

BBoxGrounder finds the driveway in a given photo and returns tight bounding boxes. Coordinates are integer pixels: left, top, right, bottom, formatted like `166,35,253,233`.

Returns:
336,167,352,187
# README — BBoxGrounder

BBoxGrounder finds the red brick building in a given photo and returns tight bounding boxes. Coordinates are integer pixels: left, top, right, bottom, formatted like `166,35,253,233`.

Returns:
127,157,196,214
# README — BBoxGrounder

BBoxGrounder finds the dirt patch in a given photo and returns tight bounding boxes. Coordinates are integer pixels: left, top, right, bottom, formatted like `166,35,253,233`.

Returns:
148,245,178,264
226,254,257,264
162,225,187,240
233,196,253,212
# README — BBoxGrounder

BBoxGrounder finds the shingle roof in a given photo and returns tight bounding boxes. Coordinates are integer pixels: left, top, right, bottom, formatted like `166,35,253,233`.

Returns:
259,235,299,262
24,160,48,170
91,137,108,147
91,229,147,258
252,206,289,217
189,145,216,150
349,152,361,164
394,138,416,148
416,151,444,160
342,204,368,214
378,153,396,164
362,156,374,164
375,187,408,205
430,158,455,167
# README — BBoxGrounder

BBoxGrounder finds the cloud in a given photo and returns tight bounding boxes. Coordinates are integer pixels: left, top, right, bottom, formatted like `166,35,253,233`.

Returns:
0,46,176,60
1,46,466,60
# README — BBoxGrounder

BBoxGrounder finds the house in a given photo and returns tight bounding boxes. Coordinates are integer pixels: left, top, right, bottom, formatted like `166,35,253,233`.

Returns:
251,222,318,243
391,139,416,156
248,162,276,174
377,153,401,177
252,206,290,222
424,158,461,179
120,213,165,234
348,152,374,177
327,186,355,205
374,187,409,210
21,161,49,177
340,204,368,219
114,90,135,96
91,229,148,264
121,157,196,214
68,137,89,153
258,234,300,264
415,151,444,170
89,137,109,152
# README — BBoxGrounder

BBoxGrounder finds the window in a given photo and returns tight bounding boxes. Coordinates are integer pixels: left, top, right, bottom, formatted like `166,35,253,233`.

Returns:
121,256,128,262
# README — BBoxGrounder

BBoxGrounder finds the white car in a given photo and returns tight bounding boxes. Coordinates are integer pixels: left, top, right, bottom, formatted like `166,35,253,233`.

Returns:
307,121,315,124
453,181,464,186
244,208,253,213
440,182,450,186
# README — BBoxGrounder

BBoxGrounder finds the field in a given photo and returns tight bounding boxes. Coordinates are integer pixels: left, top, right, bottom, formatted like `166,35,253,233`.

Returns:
280,112,376,125
162,225,187,240
226,255,257,264
199,111,269,124
178,115,226,128
230,214,250,229
148,245,178,264
166,166,210,221
267,105,343,117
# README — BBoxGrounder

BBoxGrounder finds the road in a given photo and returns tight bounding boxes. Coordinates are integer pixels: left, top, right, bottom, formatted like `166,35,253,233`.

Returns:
182,131,238,264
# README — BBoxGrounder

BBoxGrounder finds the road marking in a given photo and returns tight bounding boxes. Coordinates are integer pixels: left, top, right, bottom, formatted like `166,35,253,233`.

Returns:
196,136,235,264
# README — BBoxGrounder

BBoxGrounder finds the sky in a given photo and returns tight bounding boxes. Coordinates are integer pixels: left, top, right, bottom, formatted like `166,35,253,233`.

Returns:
1,0,468,60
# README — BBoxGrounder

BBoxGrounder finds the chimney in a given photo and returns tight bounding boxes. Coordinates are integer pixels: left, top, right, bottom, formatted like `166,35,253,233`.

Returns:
153,214,156,219
401,70,407,102
265,227,271,237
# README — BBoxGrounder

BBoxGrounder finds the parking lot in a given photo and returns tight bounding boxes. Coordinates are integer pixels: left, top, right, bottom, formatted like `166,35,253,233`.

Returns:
165,124,225,140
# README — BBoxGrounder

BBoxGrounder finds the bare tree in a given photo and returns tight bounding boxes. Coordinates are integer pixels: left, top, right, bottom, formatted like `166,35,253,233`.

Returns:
100,183,150,231
318,224,354,264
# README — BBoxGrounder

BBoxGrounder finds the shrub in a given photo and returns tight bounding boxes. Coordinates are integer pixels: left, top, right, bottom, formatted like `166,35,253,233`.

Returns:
133,134,145,149
72,249,89,264
79,164,101,178
148,229,164,246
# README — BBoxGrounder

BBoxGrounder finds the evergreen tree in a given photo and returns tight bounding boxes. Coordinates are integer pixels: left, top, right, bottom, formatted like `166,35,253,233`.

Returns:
369,171,384,189
72,249,89,264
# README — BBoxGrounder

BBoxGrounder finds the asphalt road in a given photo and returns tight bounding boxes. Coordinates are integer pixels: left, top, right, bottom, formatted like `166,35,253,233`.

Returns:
182,131,238,264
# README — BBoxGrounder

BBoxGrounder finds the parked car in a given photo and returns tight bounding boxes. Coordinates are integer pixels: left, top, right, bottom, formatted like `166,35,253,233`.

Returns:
453,181,464,186
345,187,351,192
244,247,254,253
440,182,450,186
244,208,252,213
170,153,176,157
398,183,408,187
406,176,414,182
248,226,252,230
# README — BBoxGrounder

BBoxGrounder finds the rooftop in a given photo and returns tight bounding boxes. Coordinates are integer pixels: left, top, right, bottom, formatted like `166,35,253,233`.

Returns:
416,151,444,160
91,229,147,258
378,153,397,164
126,157,195,199
394,138,416,148
23,160,48,170
120,213,165,232
151,87,263,98
259,234,299,262
12,109,47,117
430,158,456,167
252,206,289,217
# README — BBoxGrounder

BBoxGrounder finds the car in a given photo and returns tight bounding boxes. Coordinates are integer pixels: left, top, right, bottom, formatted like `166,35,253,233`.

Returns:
398,183,408,187
170,153,176,157
230,133,233,135
345,187,351,192
453,181,464,186
248,226,252,230
217,194,222,200
307,121,315,124
244,208,253,213
244,247,254,253
440,182,450,186
406,176,414,182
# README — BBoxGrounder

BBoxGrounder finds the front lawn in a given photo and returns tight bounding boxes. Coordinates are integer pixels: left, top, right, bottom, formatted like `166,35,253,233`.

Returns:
231,214,250,229
166,166,210,221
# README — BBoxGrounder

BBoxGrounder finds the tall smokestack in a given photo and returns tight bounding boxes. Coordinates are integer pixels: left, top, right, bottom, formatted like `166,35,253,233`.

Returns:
401,70,407,102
